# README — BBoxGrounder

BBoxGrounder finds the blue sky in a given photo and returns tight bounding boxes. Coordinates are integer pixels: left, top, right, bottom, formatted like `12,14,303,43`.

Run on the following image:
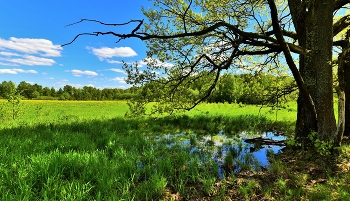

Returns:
0,0,156,89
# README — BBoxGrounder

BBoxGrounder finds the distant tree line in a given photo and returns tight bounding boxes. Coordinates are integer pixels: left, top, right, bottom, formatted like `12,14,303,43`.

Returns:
0,81,137,101
0,73,297,103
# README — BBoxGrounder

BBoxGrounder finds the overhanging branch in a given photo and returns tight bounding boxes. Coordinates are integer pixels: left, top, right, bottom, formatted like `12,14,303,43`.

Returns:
268,0,317,131
62,18,308,55
333,14,350,36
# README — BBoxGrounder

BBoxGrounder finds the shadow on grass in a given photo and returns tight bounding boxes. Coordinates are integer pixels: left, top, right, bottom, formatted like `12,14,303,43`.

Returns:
0,114,298,200
0,114,296,160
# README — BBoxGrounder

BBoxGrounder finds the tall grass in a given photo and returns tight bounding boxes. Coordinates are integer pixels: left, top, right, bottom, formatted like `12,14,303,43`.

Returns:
0,100,348,200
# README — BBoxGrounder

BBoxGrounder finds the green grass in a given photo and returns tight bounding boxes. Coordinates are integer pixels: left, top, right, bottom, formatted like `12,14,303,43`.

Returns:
0,100,349,200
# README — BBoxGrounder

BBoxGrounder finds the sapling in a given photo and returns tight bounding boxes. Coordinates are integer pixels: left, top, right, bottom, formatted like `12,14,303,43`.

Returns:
7,94,24,120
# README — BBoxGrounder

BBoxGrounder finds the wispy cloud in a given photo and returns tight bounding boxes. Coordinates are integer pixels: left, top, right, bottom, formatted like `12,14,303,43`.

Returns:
106,59,123,64
109,77,126,84
0,51,20,57
0,68,38,74
87,46,137,60
0,37,62,66
109,68,126,74
65,69,98,77
139,58,174,68
0,55,56,66
106,57,174,68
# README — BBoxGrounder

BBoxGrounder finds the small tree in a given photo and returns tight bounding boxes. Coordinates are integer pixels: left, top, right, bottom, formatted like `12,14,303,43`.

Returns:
7,94,24,120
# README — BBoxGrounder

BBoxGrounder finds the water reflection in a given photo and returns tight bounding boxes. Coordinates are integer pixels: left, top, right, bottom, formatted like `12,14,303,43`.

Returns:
154,130,286,178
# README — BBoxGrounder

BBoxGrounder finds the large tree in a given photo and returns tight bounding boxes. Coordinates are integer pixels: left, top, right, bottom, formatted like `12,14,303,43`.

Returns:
63,0,350,146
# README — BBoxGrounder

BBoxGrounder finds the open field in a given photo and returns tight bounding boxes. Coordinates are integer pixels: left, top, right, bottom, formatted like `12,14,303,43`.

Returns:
0,100,297,128
0,101,349,200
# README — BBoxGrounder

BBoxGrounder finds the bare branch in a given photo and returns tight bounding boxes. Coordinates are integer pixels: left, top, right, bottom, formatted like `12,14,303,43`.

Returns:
65,19,143,28
63,18,308,55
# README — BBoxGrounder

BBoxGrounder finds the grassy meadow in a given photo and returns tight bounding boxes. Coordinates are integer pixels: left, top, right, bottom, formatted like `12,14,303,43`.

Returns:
0,100,349,200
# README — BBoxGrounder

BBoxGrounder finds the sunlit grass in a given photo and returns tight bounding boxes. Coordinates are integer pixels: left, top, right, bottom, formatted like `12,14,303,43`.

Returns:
0,100,349,200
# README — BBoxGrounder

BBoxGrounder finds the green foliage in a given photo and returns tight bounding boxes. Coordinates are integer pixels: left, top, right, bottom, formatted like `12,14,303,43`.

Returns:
7,95,25,120
0,81,26,121
285,138,301,147
118,0,296,117
308,132,333,156
208,73,297,105
125,72,298,117
0,81,136,101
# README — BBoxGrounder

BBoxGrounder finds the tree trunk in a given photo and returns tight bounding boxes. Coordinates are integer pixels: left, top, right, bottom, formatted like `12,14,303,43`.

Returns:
344,58,350,136
343,32,350,137
289,0,317,145
336,88,345,146
310,0,336,140
291,0,336,143
295,18,317,145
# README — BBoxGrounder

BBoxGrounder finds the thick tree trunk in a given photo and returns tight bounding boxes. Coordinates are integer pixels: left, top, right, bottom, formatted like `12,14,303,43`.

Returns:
290,0,336,143
311,0,336,140
289,0,317,145
295,20,317,145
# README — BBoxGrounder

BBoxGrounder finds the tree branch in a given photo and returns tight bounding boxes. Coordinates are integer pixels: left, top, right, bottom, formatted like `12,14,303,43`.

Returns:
333,14,350,36
63,18,308,55
268,0,317,131
65,19,143,28
334,39,349,48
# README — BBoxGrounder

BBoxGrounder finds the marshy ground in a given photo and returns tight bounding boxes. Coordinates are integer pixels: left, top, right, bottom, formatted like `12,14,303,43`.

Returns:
0,101,349,200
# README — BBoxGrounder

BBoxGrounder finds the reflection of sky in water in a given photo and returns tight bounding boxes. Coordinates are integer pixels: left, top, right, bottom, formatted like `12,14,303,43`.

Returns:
249,132,286,166
154,131,286,178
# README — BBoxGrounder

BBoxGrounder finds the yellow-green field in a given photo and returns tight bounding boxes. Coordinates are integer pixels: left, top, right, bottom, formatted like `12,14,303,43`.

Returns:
1,100,297,129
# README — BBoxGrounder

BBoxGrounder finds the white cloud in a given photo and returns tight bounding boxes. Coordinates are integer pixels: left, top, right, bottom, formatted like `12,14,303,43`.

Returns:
106,57,174,68
0,69,17,74
0,61,18,66
0,68,38,74
65,70,98,77
0,55,56,66
107,59,123,64
0,37,62,66
109,68,126,74
139,58,174,68
0,51,20,57
87,46,137,60
56,83,96,89
0,37,62,57
110,77,126,84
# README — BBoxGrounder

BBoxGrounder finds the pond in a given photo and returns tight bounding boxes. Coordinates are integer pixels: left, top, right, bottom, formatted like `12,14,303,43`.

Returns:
152,130,287,179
